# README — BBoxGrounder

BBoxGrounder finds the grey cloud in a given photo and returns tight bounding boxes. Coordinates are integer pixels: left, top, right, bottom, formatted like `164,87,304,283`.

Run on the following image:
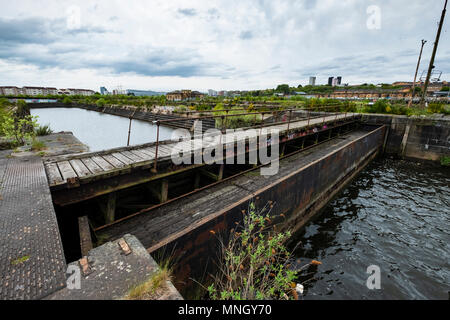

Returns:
178,8,197,16
0,17,109,46
239,31,253,40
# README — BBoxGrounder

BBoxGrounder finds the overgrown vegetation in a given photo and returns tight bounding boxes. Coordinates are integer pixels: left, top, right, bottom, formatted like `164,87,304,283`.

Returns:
31,138,46,151
0,113,38,146
213,103,262,129
441,156,450,167
35,124,53,136
206,201,314,300
124,260,172,300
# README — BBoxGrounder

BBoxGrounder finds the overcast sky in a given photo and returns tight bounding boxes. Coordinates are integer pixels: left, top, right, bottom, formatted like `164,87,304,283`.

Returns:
0,0,449,92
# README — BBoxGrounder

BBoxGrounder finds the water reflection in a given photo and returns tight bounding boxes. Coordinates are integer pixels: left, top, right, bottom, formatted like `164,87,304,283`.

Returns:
31,107,175,152
290,158,450,300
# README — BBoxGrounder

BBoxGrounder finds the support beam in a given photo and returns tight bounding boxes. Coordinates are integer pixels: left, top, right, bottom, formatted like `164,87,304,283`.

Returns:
161,178,169,203
218,164,224,181
199,166,224,181
148,178,169,203
99,192,116,224
78,215,93,256
194,172,201,189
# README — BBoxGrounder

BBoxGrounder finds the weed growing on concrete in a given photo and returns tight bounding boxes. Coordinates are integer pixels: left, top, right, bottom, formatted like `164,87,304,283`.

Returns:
124,260,173,300
206,201,301,300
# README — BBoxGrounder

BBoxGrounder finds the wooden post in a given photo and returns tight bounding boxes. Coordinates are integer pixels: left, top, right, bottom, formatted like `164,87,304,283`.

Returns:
161,178,169,203
194,171,201,189
101,192,116,224
78,216,93,257
218,164,224,181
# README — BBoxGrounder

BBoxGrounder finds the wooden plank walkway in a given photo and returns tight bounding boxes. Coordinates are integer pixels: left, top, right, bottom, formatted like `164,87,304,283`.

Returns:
0,157,66,300
44,113,357,189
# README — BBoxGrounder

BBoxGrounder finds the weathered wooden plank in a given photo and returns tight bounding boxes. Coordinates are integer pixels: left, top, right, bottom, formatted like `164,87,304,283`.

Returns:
152,145,172,157
102,155,125,168
57,161,78,181
130,149,151,160
81,157,104,174
70,159,92,177
121,151,143,162
46,163,63,185
91,156,115,171
138,148,156,158
111,152,134,165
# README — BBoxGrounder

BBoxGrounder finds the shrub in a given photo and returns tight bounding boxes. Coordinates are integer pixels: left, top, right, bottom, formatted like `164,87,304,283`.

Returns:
63,96,73,105
0,113,38,146
96,98,106,107
428,102,446,114
366,100,389,113
441,156,450,167
206,202,299,300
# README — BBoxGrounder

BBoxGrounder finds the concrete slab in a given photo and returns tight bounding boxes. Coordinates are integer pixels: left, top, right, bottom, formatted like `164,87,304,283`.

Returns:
0,156,66,300
46,234,183,300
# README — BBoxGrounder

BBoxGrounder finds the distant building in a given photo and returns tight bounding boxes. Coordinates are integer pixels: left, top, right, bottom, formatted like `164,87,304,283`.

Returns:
0,86,94,96
125,89,165,96
0,86,23,96
23,86,58,96
208,89,218,96
328,77,334,86
309,77,316,86
337,76,342,85
66,88,95,96
166,90,205,101
0,86,57,96
100,87,108,95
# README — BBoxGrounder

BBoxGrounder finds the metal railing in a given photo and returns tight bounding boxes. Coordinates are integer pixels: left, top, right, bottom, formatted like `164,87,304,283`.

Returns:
146,105,359,172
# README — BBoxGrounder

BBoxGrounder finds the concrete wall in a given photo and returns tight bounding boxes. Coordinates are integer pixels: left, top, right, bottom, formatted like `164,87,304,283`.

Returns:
362,114,450,162
153,126,386,297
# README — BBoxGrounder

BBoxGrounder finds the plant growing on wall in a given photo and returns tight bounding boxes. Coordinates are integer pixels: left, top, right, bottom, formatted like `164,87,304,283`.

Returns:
206,201,306,300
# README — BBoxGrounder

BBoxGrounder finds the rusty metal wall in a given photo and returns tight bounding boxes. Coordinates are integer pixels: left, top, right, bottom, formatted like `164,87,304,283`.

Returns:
152,126,386,297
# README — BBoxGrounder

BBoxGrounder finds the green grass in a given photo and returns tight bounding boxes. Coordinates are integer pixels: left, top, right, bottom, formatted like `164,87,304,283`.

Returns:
35,124,53,136
31,138,46,151
124,261,172,300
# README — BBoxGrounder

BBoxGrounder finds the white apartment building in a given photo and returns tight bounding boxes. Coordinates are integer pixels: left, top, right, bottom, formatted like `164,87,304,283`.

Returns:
0,86,94,96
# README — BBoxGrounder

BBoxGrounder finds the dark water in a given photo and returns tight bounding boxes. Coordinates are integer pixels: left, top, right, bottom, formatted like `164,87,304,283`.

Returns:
31,108,175,152
291,158,450,300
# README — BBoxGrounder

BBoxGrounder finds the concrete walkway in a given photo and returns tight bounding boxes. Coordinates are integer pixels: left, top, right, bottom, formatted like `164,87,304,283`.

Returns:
0,155,66,300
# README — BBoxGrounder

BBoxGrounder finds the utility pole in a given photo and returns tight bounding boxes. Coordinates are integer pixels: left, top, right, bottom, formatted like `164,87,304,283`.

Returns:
421,0,448,106
408,39,427,108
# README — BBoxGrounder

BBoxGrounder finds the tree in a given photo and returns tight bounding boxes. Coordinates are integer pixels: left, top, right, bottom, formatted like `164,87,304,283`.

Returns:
63,96,73,105
275,84,290,95
96,98,107,107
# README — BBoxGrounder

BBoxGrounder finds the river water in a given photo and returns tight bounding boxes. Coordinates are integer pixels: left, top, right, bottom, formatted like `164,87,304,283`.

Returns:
291,158,449,300
31,107,175,152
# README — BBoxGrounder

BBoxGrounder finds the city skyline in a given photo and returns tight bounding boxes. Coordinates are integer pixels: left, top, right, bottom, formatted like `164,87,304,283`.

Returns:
0,1,449,91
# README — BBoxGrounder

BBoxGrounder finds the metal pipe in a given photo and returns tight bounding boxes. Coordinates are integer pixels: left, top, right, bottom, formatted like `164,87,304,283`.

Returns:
152,121,160,173
127,117,132,147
